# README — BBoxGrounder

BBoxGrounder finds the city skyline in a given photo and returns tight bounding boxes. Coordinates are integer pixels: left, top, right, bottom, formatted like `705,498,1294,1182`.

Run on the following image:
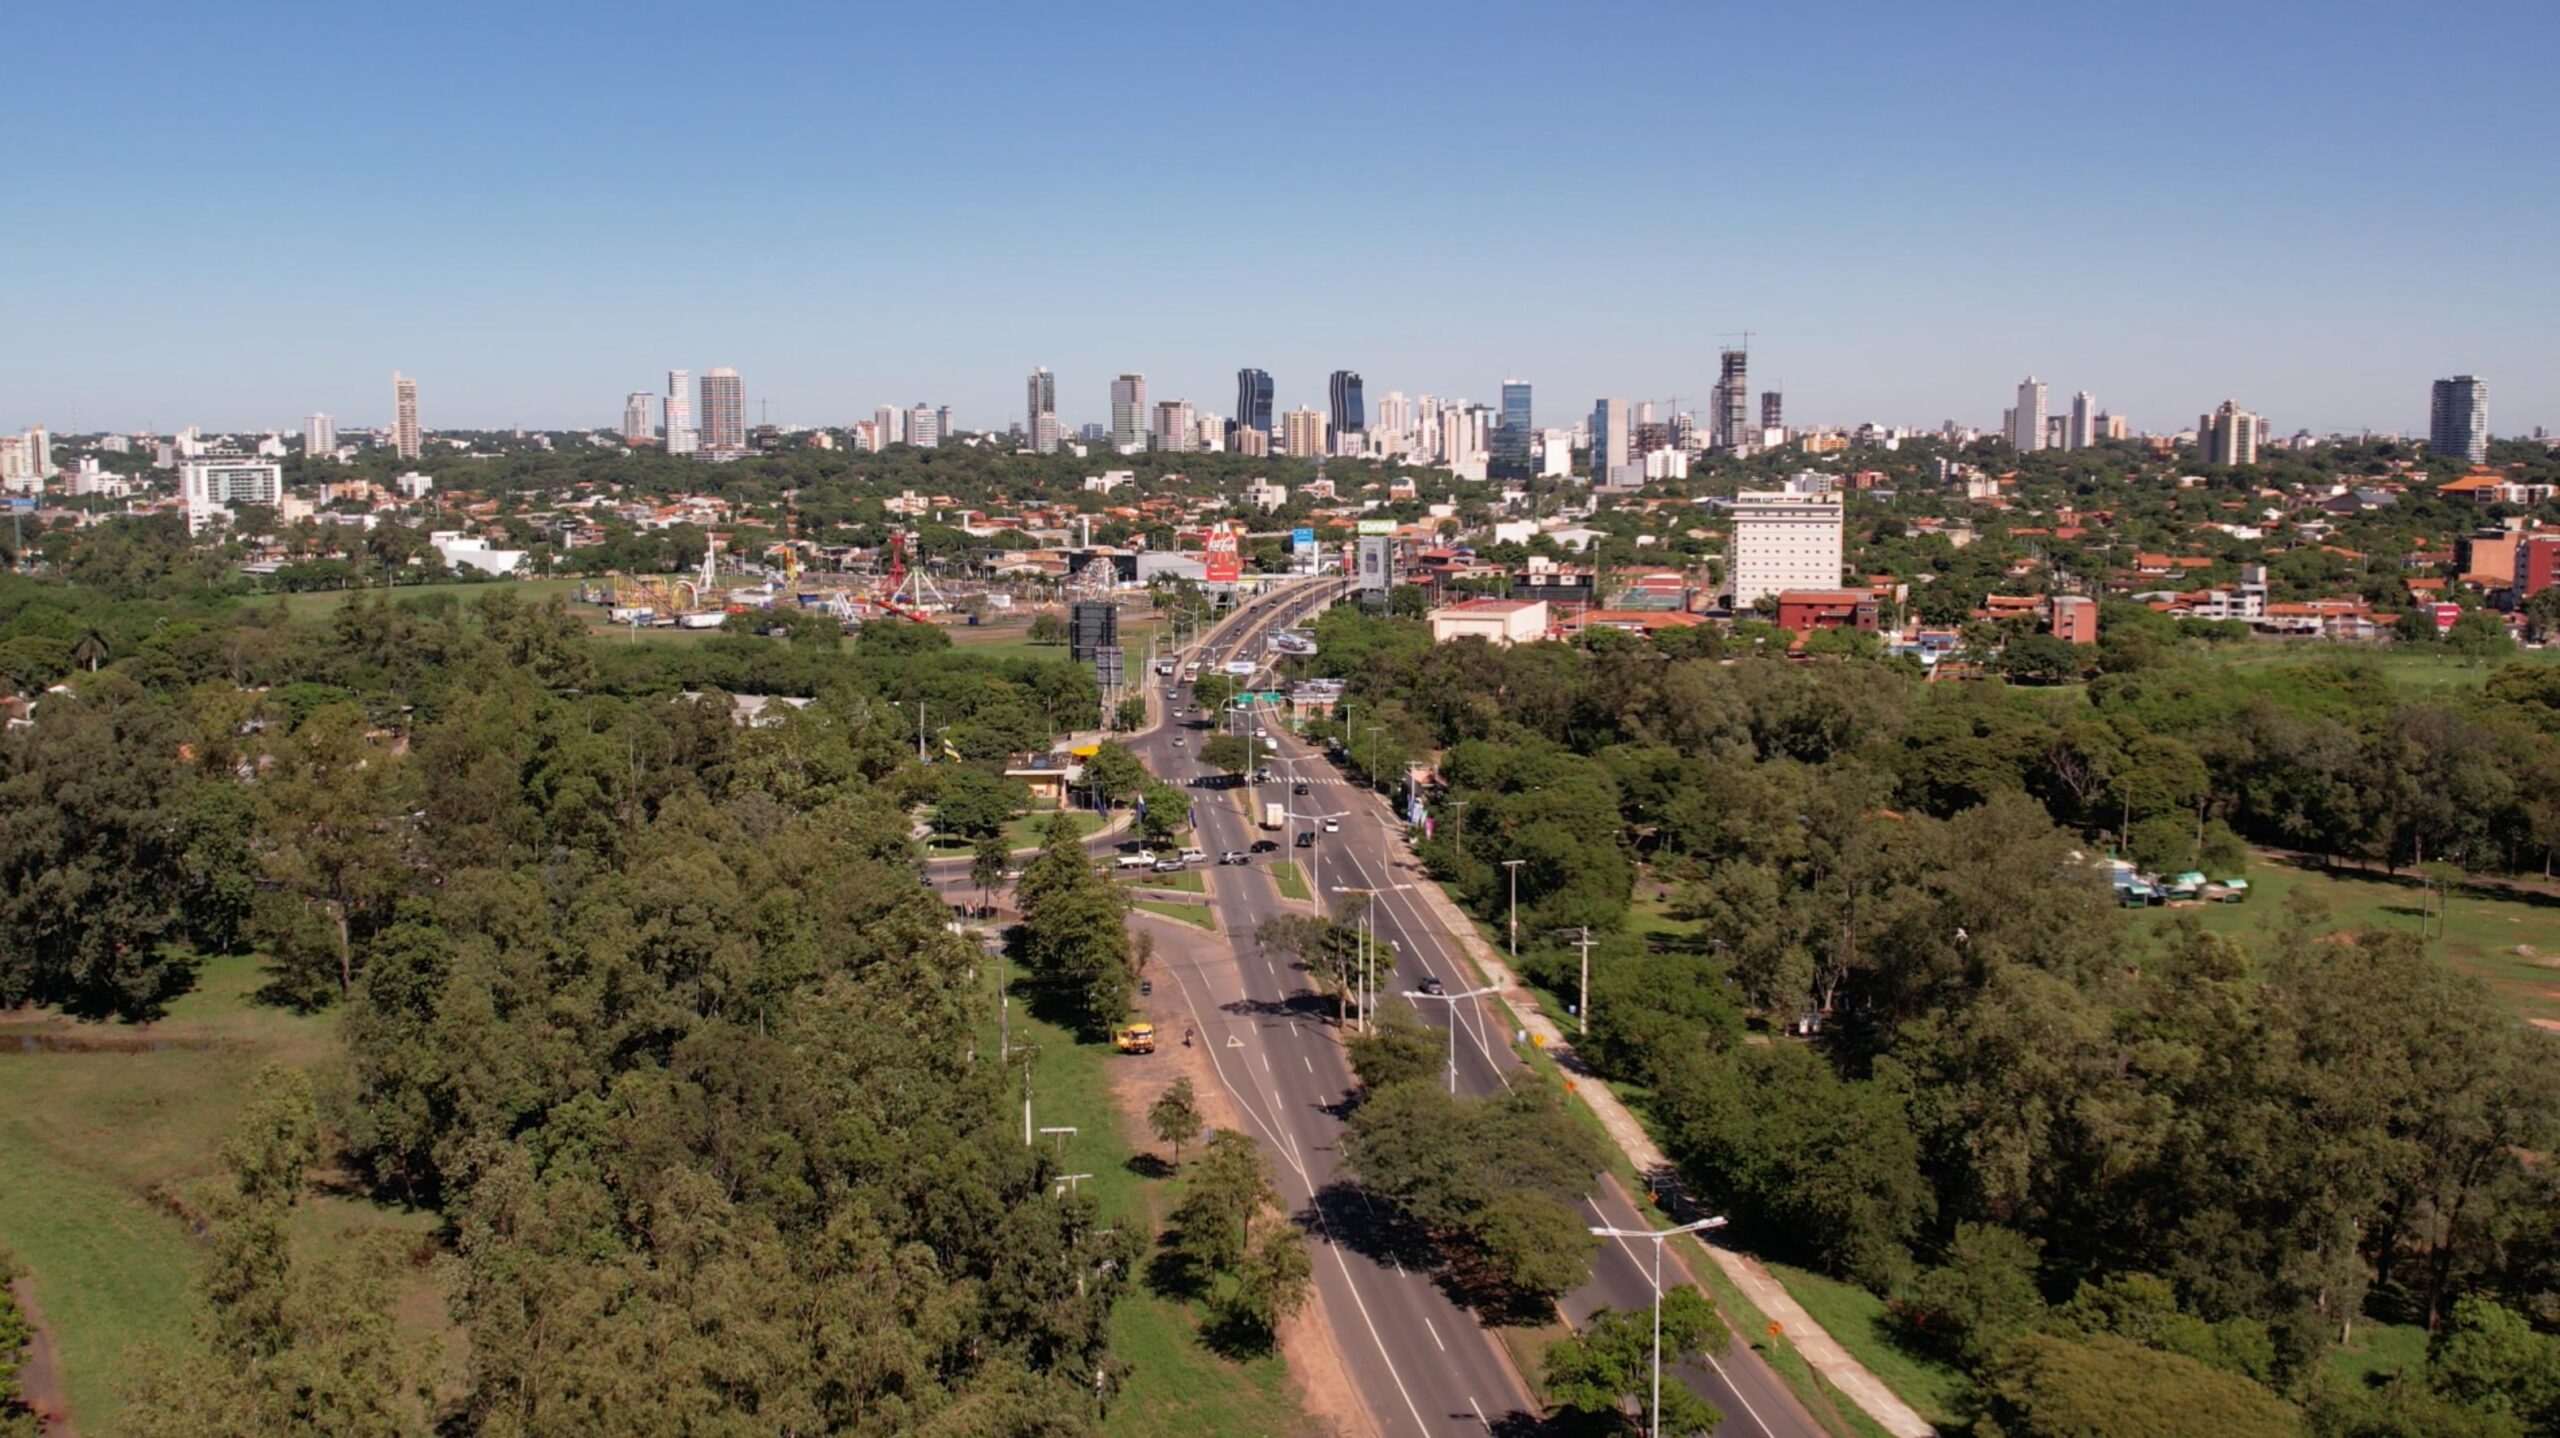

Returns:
6,3,2555,436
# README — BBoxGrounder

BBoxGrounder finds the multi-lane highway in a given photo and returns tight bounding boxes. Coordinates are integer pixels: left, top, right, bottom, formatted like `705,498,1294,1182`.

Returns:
1128,582,1827,1438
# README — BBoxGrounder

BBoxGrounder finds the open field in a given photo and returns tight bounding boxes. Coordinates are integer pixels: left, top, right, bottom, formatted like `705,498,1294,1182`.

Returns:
265,575,580,618
0,954,450,1434
2196,640,2560,692
1133,900,1218,930
2132,855,2560,1025
997,963,1313,1437
924,807,1104,857
950,612,1169,665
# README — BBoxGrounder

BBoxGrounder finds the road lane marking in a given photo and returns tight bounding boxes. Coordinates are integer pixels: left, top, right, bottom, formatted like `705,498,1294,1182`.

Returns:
1425,1317,1445,1351
1470,1396,1492,1432
1303,1053,1314,1073
1584,1196,1782,1438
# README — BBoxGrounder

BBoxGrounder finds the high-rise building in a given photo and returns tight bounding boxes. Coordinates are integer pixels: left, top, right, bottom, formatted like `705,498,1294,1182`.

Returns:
178,456,283,532
620,393,655,445
1110,374,1148,451
1439,408,1467,468
2068,391,2097,450
1026,367,1059,453
1760,391,1783,434
936,406,955,442
392,371,421,459
2431,375,2489,464
1235,368,1275,436
666,370,697,455
1151,399,1194,453
2010,377,2047,452
2100,412,2130,441
698,368,745,452
1281,407,1327,459
1328,370,1365,436
1716,350,1750,450
2199,400,2262,466
1375,390,1414,448
1591,397,1633,483
908,404,939,448
1728,488,1847,609
874,404,902,446
302,413,335,458
1490,380,1533,478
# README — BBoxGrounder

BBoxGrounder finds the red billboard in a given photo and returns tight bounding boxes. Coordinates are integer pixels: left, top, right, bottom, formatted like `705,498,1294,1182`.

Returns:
1204,523,1241,584
2432,602,2461,635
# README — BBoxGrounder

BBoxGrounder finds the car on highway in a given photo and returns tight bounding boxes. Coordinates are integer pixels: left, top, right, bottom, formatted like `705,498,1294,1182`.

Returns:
1418,975,1445,996
1152,857,1186,873
1218,850,1248,865
1323,817,1340,833
1171,735,1185,746
1250,839,1278,853
1177,847,1208,864
1293,781,1310,794
1295,831,1316,847
1114,850,1156,870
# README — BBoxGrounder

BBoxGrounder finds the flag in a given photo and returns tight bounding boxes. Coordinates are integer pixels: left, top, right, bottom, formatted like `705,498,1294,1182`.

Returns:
941,737,963,763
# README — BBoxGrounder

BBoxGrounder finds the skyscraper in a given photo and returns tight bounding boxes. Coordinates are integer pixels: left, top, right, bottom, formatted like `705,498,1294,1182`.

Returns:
700,368,745,451
2199,400,2262,466
304,413,335,457
1151,398,1194,453
1490,380,1533,478
1591,397,1632,483
1376,391,1414,448
1328,370,1365,436
1759,391,1783,434
1281,408,1327,459
908,404,939,449
2010,378,2048,452
666,371,697,455
1235,368,1274,436
2068,391,2097,450
1110,374,1148,451
874,404,902,446
620,394,654,445
391,372,420,460
1716,350,1750,450
2431,376,2489,464
936,406,955,442
1026,367,1059,453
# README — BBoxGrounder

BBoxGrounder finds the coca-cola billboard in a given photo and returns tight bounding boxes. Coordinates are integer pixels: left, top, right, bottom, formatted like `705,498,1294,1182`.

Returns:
1204,523,1241,585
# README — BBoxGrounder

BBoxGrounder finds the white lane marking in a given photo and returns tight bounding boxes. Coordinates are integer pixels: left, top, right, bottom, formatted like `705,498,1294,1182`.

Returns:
1303,1053,1314,1073
1584,1196,1780,1438
1470,1396,1492,1432
1424,1316,1445,1352
1336,846,1514,1091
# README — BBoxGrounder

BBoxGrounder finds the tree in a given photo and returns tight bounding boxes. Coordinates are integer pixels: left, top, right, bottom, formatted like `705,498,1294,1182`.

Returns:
1201,733,1254,775
1894,1221,2045,1366
254,703,414,1005
1112,694,1148,732
935,766,1024,840
970,830,1009,911
1968,1333,2301,1438
1135,778,1188,848
1346,1005,1442,1091
1543,1288,1728,1436
1027,612,1067,645
1081,741,1146,806
2445,608,2515,663
2001,633,2084,685
1472,1190,1598,1307
1171,1130,1277,1279
1220,1220,1313,1344
1148,1078,1204,1169
1256,913,1358,1023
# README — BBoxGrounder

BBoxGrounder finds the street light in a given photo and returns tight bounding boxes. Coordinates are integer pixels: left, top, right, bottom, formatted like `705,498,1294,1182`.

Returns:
1331,883,1413,1031
1501,858,1526,961
1404,979,1502,1094
1586,1215,1729,1438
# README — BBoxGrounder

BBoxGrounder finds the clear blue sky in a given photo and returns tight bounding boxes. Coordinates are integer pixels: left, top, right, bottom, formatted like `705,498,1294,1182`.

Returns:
15,0,2556,439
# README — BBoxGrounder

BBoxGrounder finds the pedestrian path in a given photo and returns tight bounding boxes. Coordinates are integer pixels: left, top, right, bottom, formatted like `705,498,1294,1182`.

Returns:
1384,825,1941,1438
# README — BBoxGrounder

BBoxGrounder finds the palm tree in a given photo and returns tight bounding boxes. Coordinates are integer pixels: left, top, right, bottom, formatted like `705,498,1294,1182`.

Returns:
70,627,109,673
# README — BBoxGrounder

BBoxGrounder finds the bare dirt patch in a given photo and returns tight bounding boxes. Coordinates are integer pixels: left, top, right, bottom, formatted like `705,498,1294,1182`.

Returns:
10,1272,75,1437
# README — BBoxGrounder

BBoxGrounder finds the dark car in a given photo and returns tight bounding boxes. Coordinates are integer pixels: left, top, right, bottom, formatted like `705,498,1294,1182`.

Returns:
1419,975,1445,996
1250,839,1279,853
1295,831,1316,848
1293,781,1310,794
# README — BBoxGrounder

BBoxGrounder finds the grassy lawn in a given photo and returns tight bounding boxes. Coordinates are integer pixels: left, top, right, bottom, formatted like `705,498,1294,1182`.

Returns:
2197,641,2560,693
952,614,1168,666
998,966,1313,1437
1120,867,1206,894
2130,856,2560,1025
265,575,580,618
2326,1318,2427,1391
1763,1262,1966,1430
926,808,1104,857
1133,900,1218,930
0,954,449,1433
1268,860,1311,903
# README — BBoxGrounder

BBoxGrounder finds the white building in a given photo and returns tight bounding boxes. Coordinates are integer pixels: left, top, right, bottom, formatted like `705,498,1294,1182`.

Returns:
2010,377,2047,452
1428,598,1550,647
431,532,525,576
2067,391,2096,450
395,471,434,500
305,412,336,457
620,393,655,445
1110,374,1148,452
2199,400,2262,466
873,404,902,446
1151,398,1194,453
392,372,421,460
1727,488,1846,609
907,404,939,449
666,370,697,455
179,456,283,532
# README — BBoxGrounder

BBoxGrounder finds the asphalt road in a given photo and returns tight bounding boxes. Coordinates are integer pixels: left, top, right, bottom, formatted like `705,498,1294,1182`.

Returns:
928,582,1826,1437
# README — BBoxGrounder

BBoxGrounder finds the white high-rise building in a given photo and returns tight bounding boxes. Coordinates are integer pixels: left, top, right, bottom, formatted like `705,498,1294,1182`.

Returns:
1281,408,1327,459
1151,398,1194,453
1375,390,1413,447
392,372,421,459
700,368,745,451
908,404,939,448
1027,367,1059,453
2009,377,2047,452
178,456,283,533
666,370,697,455
1591,397,1633,483
874,404,902,446
1110,374,1148,451
305,413,336,457
2199,400,2262,466
2067,391,2096,450
621,393,655,445
1727,488,1847,609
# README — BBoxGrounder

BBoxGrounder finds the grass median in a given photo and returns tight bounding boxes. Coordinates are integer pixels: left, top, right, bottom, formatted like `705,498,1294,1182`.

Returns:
1268,860,1311,902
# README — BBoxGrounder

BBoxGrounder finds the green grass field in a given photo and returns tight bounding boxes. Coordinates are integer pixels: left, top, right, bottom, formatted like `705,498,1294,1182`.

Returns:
1119,867,1206,894
1267,861,1311,903
926,808,1104,857
2198,640,2560,693
1763,1262,1966,1429
1133,900,1218,930
998,966,1312,1437
2132,857,2560,1025
265,575,580,618
951,613,1168,666
0,954,450,1433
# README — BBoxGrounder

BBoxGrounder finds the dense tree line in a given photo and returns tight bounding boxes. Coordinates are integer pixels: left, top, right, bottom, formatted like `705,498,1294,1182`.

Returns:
1300,602,2560,1432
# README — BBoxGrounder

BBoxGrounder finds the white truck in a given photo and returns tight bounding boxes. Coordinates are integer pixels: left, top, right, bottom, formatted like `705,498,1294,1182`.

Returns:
1261,801,1285,830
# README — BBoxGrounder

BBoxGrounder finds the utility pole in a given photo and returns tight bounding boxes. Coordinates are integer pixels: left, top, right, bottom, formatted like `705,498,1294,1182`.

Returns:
1502,859,1526,961
1573,925,1596,1037
1406,980,1502,1094
1587,1216,1729,1438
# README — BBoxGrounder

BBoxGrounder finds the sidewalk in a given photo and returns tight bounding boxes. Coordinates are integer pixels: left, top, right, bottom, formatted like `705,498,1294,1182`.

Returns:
1384,832,1939,1438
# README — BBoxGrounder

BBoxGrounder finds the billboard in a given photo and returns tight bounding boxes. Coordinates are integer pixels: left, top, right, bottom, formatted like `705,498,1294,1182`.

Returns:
2432,602,2462,635
1356,518,1395,536
1357,535,1393,594
1291,526,1317,574
1203,522,1242,585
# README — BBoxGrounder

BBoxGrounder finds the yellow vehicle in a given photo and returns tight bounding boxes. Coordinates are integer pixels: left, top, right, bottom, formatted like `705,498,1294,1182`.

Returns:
1114,1023,1157,1054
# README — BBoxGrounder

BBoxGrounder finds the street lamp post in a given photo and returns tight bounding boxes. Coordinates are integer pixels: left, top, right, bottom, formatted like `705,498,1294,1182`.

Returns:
1364,724,1383,793
1331,884,1413,1032
1585,1215,1729,1438
1501,858,1526,961
1404,980,1501,1094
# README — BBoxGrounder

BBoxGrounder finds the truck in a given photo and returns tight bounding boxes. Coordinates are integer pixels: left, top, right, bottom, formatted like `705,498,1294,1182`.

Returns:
1261,800,1285,830
1113,1023,1156,1054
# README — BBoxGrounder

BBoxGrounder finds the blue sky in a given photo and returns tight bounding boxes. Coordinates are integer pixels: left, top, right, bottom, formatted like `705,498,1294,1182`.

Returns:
13,0,2556,438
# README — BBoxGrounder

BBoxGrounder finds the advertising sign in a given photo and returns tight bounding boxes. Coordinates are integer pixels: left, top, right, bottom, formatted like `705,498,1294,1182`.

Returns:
2432,602,2462,635
1203,523,1242,585
1290,526,1317,573
1357,535,1392,594
1356,518,1395,536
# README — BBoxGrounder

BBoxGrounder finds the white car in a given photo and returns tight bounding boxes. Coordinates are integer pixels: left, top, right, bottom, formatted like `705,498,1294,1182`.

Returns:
1178,847,1208,864
1323,818,1340,833
1114,850,1157,870
1171,736,1186,747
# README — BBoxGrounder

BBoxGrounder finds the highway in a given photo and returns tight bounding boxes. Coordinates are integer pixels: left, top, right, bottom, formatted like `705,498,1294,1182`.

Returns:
925,579,1827,1436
